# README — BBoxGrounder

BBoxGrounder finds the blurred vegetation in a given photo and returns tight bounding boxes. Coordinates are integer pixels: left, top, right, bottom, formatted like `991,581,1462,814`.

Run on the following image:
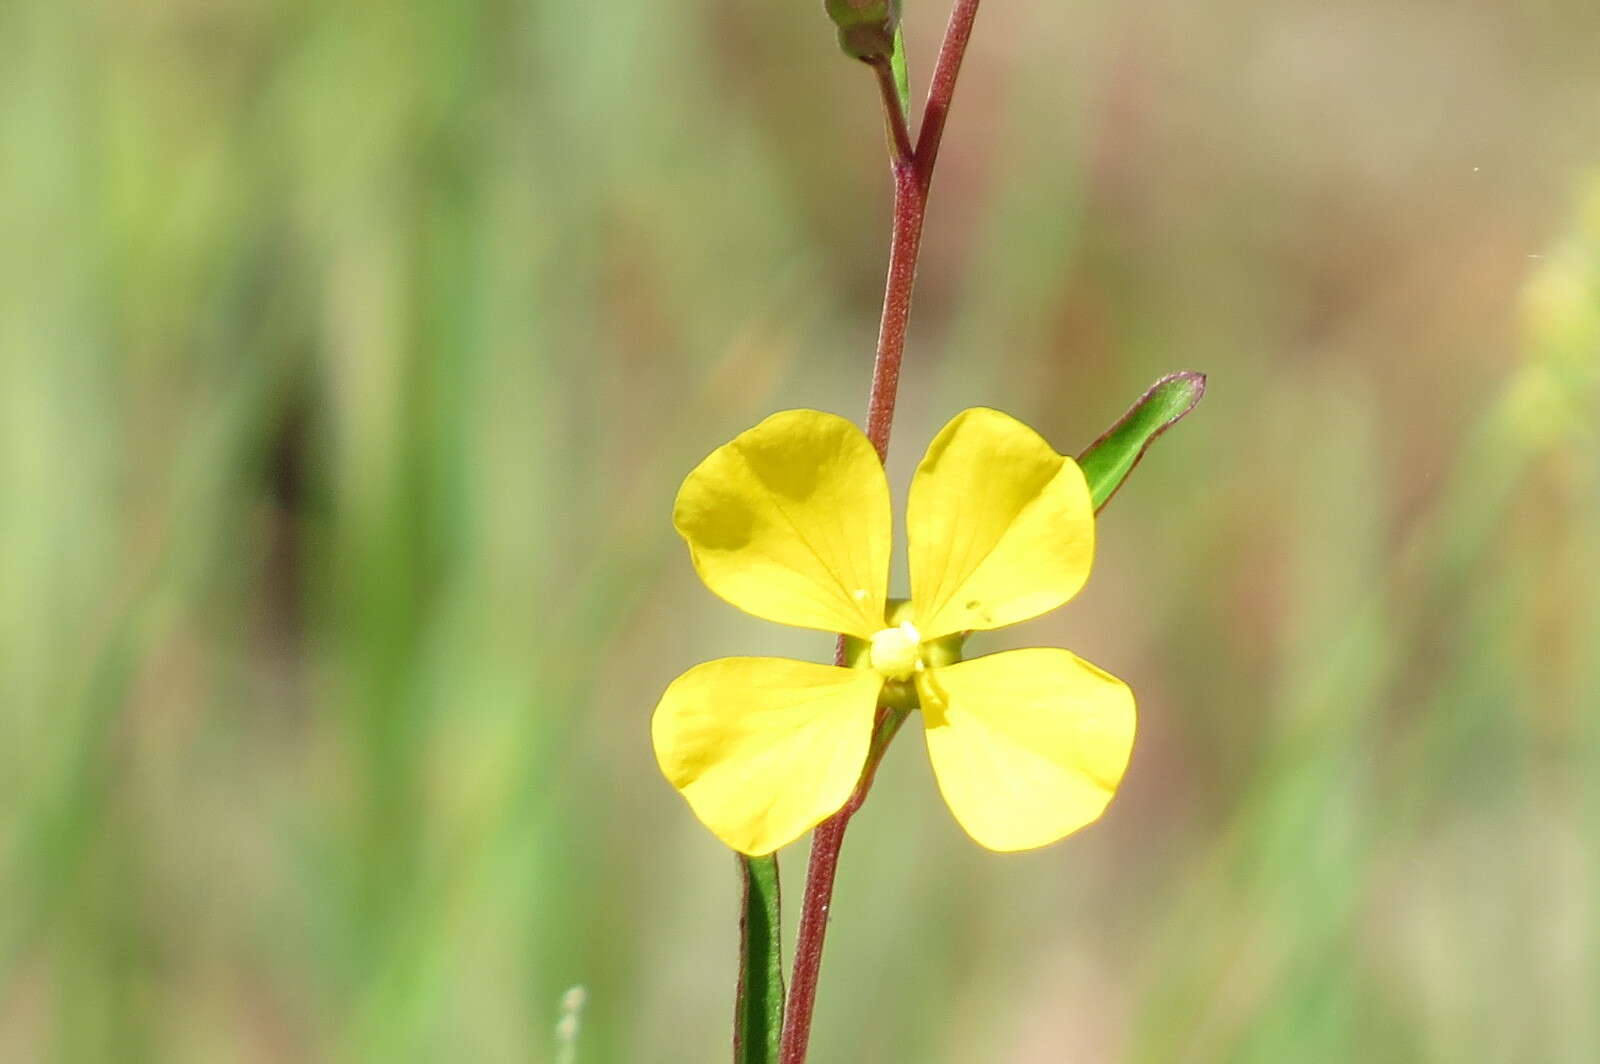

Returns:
2,0,1598,1061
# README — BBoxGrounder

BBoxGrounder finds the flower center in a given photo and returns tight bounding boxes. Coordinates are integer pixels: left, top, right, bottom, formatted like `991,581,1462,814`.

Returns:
868,621,922,681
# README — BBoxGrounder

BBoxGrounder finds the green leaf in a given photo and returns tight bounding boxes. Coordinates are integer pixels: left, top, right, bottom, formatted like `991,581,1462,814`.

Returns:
734,854,785,1064
1078,372,1206,510
890,27,910,117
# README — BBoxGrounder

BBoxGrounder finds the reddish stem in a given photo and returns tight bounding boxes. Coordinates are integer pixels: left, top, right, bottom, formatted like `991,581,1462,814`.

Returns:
778,3,983,1060
778,707,906,1064
870,58,916,172
861,163,925,464
914,0,983,190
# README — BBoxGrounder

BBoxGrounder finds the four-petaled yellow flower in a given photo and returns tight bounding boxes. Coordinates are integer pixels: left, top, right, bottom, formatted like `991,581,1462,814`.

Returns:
652,407,1136,855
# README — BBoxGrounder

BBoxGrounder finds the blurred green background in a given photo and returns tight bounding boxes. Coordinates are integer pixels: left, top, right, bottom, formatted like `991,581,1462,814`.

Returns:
3,0,1599,1060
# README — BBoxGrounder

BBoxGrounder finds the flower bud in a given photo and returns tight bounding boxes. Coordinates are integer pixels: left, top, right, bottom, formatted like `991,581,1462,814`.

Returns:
823,0,901,62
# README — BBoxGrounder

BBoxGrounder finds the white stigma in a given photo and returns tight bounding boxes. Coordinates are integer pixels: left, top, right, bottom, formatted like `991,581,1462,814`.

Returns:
868,620,922,681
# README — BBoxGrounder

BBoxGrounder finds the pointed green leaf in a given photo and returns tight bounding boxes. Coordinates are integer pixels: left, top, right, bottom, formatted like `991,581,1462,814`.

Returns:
1078,372,1206,510
734,854,784,1064
890,27,910,116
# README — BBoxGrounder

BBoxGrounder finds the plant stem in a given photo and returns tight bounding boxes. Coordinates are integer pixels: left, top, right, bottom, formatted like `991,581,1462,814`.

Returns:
862,0,981,461
778,3,983,1060
778,709,909,1064
871,57,916,172
914,0,983,188
861,162,924,464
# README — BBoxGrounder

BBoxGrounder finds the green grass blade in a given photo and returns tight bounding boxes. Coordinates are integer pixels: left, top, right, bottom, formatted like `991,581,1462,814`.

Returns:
1078,371,1207,510
735,854,785,1064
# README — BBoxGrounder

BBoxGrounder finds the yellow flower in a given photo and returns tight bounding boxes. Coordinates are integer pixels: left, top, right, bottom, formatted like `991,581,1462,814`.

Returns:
652,408,1136,855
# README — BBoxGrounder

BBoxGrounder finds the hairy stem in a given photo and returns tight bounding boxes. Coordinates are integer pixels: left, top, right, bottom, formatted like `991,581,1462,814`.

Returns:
778,3,984,1060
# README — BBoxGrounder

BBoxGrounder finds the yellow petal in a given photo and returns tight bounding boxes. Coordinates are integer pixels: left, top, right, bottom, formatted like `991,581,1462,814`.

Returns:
653,657,883,855
907,408,1094,639
918,648,1135,852
674,410,890,638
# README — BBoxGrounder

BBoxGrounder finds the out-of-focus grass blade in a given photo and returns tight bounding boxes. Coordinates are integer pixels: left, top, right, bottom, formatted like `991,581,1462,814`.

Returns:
1078,371,1207,510
735,854,785,1064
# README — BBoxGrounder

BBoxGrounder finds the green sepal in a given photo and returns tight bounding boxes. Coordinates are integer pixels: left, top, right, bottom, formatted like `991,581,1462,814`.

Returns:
734,854,784,1064
1078,372,1206,510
